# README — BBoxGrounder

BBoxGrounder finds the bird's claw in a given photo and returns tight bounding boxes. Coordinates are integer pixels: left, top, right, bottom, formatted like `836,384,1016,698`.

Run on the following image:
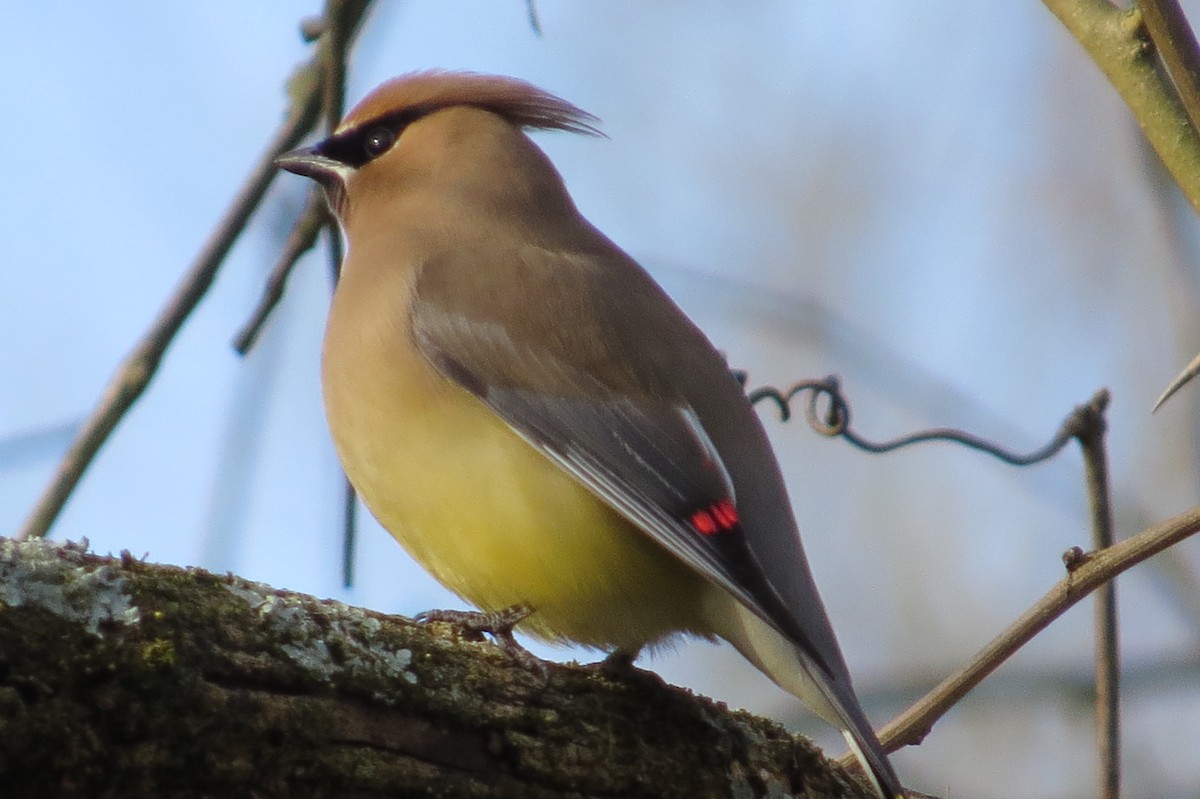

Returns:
415,605,545,671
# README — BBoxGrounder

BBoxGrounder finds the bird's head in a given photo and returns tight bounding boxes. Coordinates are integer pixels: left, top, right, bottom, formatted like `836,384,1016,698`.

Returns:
277,70,602,228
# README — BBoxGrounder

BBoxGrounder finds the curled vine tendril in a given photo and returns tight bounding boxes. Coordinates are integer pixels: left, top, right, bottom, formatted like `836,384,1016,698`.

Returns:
743,373,1110,468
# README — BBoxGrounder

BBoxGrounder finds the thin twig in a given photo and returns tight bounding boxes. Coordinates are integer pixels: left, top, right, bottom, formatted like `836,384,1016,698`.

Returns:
230,2,365,580
1065,392,1121,799
342,479,358,588
525,0,543,36
858,502,1200,756
1025,3,1200,785
233,193,328,354
329,224,356,584
16,0,374,541
1153,348,1200,410
236,2,365,580
322,122,353,585
16,95,320,542
319,5,360,586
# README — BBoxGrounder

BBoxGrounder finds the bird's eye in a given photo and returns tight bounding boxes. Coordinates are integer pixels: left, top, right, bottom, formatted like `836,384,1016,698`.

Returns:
363,126,395,159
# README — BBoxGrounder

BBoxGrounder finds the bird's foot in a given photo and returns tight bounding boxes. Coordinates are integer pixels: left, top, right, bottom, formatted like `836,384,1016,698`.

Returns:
597,648,640,678
415,605,544,670
592,647,664,689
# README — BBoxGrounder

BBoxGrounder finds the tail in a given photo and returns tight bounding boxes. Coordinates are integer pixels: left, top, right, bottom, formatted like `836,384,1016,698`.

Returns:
805,656,905,799
711,603,905,798
839,715,905,799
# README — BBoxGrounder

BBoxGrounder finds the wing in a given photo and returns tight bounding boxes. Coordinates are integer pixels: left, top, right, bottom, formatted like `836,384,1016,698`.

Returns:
410,243,836,676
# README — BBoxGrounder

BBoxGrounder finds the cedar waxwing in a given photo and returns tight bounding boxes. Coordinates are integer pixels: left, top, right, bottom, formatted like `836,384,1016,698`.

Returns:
277,71,905,799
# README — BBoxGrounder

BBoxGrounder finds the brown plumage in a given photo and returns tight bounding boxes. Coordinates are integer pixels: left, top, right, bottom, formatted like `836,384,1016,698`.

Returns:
336,70,604,137
277,71,906,799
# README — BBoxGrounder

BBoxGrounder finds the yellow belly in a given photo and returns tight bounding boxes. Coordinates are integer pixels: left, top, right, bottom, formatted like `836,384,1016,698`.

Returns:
321,301,709,651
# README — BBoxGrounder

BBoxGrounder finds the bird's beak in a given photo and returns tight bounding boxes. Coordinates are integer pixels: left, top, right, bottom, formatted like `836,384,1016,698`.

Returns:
276,146,350,184
277,145,355,216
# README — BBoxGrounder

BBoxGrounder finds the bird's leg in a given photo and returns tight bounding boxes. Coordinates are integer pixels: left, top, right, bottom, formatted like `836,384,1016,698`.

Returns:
415,604,543,668
598,647,641,678
593,646,668,690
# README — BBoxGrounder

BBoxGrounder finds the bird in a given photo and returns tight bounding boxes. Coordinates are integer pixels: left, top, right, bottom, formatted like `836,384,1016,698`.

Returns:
277,70,905,799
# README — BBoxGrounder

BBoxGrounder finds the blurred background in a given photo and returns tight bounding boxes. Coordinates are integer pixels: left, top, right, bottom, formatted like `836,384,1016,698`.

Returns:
3,2,1200,796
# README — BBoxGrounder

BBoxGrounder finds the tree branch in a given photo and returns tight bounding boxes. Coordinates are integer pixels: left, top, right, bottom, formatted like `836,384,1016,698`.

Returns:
1042,0,1200,213
0,537,881,799
871,502,1200,753
1138,0,1200,136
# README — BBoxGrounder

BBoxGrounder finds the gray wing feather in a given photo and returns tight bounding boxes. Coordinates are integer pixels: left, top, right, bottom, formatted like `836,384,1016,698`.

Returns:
471,383,764,613
410,244,843,679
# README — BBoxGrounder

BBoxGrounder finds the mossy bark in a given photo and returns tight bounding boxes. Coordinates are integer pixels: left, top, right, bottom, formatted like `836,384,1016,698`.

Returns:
0,538,874,799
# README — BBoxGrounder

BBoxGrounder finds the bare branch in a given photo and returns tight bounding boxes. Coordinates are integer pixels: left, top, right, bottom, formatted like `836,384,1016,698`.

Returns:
16,1,375,541
525,0,543,36
1139,0,1200,136
868,502,1200,754
1073,393,1120,799
1153,348,1200,410
1041,0,1200,213
762,376,1126,787
17,95,319,541
232,193,328,354
342,478,358,588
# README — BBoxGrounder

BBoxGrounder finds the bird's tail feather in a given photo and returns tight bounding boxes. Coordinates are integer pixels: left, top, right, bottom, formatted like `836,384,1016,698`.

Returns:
706,601,905,797
841,726,905,799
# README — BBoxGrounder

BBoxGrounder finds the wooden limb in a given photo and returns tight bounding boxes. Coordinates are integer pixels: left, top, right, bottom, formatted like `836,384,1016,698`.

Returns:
872,502,1200,753
0,538,882,799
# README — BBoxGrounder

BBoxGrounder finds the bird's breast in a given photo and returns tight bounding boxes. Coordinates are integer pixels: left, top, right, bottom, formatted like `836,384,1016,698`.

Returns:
319,261,710,651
